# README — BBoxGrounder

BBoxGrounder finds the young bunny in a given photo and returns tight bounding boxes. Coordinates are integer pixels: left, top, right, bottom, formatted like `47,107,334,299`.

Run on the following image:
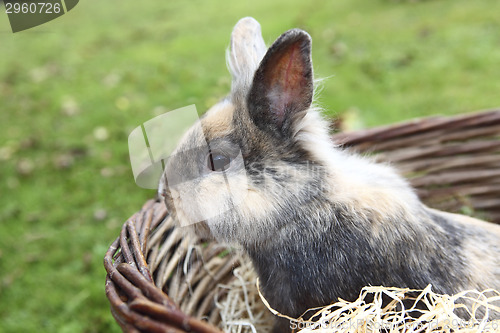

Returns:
160,17,500,332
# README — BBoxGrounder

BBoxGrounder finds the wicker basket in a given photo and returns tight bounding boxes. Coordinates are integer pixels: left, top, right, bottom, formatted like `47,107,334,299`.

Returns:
104,110,500,333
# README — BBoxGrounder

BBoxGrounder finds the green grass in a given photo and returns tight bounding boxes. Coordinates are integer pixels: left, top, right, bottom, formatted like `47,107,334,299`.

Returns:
1,0,500,332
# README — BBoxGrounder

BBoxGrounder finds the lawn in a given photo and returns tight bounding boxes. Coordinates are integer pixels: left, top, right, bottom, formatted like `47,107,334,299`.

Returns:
1,0,499,332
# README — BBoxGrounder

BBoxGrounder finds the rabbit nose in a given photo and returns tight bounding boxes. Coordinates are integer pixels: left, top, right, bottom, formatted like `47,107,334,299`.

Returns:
163,183,180,201
158,174,167,198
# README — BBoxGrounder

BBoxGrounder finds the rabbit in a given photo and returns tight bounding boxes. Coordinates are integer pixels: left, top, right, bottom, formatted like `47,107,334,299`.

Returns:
159,17,500,332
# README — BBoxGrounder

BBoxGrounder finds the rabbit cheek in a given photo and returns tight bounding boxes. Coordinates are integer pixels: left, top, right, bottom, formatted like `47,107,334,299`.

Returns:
164,169,248,242
201,175,253,240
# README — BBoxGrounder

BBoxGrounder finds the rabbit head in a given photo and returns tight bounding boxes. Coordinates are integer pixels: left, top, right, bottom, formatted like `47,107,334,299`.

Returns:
160,17,420,248
160,17,340,245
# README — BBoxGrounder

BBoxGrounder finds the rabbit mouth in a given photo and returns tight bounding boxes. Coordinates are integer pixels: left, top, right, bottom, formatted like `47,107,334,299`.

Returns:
171,200,214,239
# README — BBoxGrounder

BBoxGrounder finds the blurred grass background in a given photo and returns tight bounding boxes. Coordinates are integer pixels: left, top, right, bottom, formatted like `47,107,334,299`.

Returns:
1,0,500,332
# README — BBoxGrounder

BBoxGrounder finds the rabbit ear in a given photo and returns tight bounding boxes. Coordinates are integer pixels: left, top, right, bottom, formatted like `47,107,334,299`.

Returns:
227,17,267,94
247,29,313,138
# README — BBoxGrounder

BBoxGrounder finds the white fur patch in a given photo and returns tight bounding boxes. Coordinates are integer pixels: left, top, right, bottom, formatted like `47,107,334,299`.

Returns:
227,17,267,94
295,107,420,223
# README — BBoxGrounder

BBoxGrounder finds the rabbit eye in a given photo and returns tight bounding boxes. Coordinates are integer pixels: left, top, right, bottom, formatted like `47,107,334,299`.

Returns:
207,152,231,172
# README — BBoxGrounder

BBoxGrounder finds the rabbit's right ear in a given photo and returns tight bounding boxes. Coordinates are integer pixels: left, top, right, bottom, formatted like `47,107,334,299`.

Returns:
227,17,267,95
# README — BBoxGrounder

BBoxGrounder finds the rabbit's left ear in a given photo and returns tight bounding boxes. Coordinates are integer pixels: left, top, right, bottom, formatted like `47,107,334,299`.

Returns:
247,29,313,138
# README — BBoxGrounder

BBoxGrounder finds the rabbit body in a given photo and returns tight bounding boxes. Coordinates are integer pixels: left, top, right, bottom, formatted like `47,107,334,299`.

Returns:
160,18,500,332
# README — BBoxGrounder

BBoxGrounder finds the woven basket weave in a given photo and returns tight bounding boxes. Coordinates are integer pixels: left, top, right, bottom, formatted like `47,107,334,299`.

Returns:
104,110,500,333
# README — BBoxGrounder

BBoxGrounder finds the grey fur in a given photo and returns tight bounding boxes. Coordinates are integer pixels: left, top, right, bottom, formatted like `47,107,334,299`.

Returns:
161,18,500,332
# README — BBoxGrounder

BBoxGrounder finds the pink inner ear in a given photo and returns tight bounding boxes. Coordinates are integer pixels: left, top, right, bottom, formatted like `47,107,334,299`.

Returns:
265,43,309,125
